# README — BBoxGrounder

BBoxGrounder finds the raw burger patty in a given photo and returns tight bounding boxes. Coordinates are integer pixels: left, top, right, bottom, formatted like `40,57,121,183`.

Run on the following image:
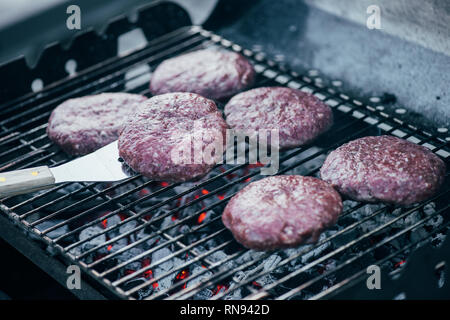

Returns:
118,92,227,182
222,175,343,250
224,87,333,149
47,92,147,155
149,49,255,100
320,135,446,205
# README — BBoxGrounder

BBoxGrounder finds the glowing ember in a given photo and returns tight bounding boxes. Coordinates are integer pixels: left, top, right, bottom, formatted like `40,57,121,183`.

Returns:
201,189,209,195
395,260,406,268
107,245,113,251
160,181,169,187
101,219,108,228
198,212,207,224
252,281,262,288
217,194,225,200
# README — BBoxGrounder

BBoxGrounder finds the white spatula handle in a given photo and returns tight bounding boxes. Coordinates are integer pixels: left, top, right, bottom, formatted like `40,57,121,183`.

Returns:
0,166,56,198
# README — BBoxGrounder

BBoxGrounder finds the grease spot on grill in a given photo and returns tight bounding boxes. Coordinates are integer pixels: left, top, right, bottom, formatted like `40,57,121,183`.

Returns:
325,99,339,107
251,44,263,52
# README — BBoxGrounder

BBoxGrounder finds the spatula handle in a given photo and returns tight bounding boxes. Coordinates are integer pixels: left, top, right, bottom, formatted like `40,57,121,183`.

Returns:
0,166,56,199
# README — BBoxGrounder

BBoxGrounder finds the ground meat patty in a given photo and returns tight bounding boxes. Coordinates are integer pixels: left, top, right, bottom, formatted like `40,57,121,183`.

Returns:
149,49,255,100
222,175,343,250
118,92,228,182
320,135,446,205
47,93,147,155
224,87,333,149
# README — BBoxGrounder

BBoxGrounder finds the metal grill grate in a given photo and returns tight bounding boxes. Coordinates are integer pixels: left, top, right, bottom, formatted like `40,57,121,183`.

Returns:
0,26,449,300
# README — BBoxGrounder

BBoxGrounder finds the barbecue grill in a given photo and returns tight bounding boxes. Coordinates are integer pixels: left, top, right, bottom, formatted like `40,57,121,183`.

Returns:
0,1,449,300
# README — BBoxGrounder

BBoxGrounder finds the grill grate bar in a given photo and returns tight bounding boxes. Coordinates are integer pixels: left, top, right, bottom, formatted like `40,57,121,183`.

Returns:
165,202,395,299
71,185,226,278
0,34,208,136
95,186,367,294
251,189,449,300
0,26,200,117
0,26,199,113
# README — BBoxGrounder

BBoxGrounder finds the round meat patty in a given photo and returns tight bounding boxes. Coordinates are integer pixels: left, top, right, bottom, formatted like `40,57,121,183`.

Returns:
47,92,147,155
149,49,255,100
320,135,446,205
224,87,333,149
222,175,343,250
118,92,228,182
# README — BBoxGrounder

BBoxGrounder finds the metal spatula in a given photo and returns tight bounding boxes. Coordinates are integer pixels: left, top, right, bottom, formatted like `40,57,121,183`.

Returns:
0,141,132,198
